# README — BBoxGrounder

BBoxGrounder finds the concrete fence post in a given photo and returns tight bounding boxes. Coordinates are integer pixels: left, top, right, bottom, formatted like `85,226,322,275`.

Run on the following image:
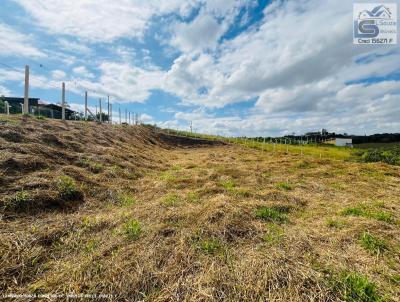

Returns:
107,95,110,124
5,101,9,115
99,98,102,123
23,65,29,114
85,91,88,121
61,82,66,120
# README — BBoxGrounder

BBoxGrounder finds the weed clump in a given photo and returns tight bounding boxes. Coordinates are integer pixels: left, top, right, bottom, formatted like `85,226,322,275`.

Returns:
276,182,293,191
57,176,80,200
199,239,221,255
256,206,288,223
123,219,142,240
118,194,136,207
359,232,388,255
336,272,383,302
3,190,30,212
161,193,180,207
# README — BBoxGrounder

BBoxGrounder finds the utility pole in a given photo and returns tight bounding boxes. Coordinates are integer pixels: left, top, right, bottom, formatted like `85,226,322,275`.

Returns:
23,65,29,114
61,82,65,120
129,112,131,125
84,91,88,121
99,98,102,123
125,109,127,124
190,121,193,133
119,107,121,124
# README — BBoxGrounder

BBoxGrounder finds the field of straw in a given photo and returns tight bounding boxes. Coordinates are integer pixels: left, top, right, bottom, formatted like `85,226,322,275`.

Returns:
1,115,399,301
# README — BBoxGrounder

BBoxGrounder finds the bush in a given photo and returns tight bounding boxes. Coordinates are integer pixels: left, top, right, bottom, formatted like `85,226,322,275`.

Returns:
360,149,400,165
57,176,79,200
3,190,30,212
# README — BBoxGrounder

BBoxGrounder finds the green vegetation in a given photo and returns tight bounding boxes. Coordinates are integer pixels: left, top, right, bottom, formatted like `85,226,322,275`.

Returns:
263,225,284,245
359,232,388,255
199,239,221,255
221,179,236,191
118,194,136,207
3,190,30,212
326,218,346,229
341,204,393,223
80,159,104,173
57,176,79,200
275,182,293,191
336,272,383,302
123,219,142,240
355,146,400,166
186,192,200,203
256,206,288,223
161,193,180,207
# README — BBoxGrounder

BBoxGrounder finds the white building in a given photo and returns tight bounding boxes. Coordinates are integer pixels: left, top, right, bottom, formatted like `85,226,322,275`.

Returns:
335,138,353,147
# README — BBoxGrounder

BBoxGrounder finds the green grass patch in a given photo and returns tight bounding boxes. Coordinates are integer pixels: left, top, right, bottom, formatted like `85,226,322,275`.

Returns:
275,182,293,191
123,219,142,240
80,159,104,173
221,179,236,191
256,206,288,223
57,176,80,200
186,192,200,203
341,204,393,224
160,171,176,182
336,272,383,302
161,193,181,207
263,224,284,245
359,232,388,255
326,218,346,229
199,239,221,255
118,194,136,207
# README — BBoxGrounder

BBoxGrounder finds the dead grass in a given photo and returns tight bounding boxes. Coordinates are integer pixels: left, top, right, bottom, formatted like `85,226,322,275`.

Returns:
0,115,399,301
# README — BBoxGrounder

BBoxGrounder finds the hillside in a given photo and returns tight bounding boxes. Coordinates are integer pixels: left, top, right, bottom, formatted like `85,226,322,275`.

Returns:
1,115,400,301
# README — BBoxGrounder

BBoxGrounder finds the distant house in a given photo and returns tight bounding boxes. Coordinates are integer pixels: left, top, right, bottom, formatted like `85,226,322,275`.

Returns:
2,97,39,113
40,103,77,120
336,138,353,147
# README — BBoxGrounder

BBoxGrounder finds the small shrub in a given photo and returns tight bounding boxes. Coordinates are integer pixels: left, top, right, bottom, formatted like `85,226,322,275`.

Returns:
57,176,79,200
36,115,46,120
276,182,293,191
361,149,400,166
123,219,142,240
200,239,221,255
337,272,382,302
359,232,388,255
4,190,30,211
256,206,288,223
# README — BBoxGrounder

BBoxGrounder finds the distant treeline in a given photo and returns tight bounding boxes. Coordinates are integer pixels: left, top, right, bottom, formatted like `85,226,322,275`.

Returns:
352,133,400,144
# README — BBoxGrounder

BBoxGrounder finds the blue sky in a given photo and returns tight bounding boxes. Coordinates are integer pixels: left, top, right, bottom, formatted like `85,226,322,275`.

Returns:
0,0,399,136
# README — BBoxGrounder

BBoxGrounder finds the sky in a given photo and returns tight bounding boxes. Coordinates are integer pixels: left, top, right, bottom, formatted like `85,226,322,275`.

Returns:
0,0,399,136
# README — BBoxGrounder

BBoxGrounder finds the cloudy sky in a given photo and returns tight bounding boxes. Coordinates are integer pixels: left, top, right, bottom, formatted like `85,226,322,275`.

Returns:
0,0,399,136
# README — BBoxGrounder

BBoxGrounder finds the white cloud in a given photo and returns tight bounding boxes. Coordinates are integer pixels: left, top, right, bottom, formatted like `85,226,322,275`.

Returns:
0,23,46,58
57,38,92,54
51,70,66,80
14,0,200,42
72,66,95,79
0,85,11,96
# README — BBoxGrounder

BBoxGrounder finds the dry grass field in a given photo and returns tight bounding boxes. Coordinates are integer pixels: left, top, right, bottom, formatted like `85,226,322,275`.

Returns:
1,115,399,301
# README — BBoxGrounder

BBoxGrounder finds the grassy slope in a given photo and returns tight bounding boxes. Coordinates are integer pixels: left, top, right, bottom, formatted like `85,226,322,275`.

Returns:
1,115,400,301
